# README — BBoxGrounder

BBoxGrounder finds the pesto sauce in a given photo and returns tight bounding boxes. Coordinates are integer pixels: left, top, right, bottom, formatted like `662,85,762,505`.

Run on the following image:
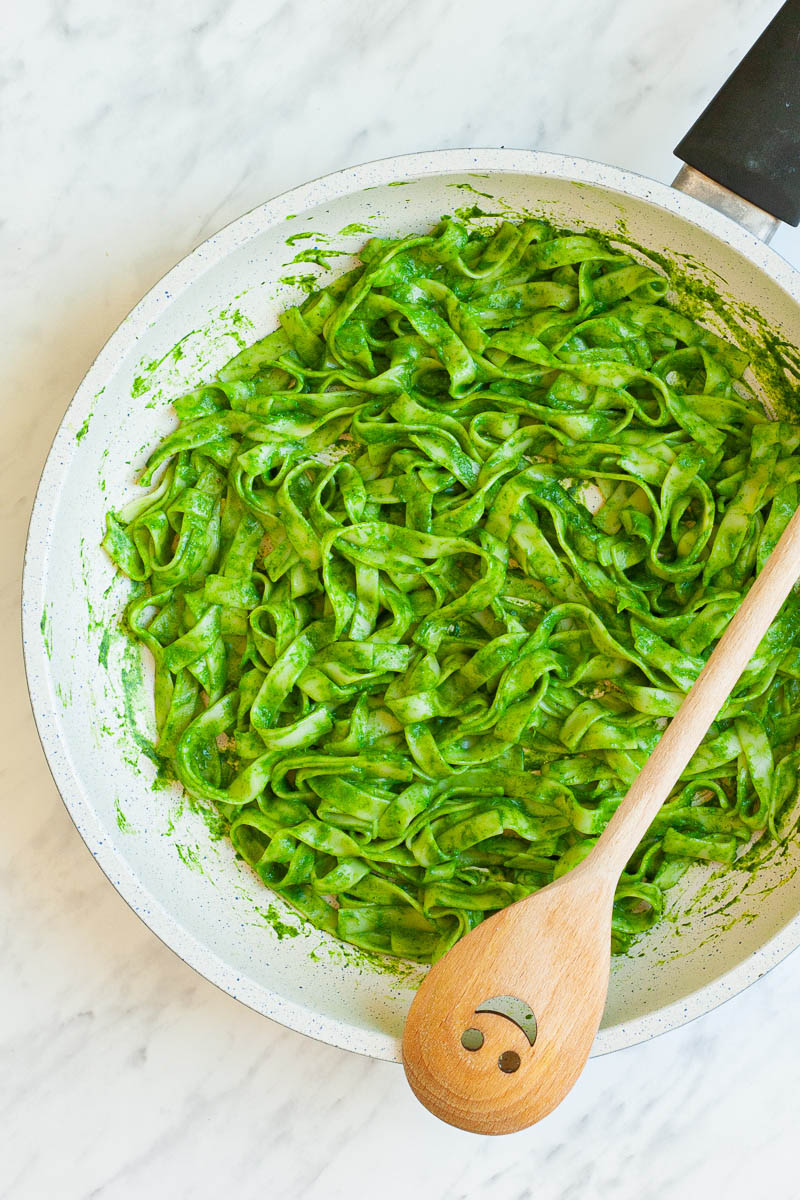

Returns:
97,206,800,969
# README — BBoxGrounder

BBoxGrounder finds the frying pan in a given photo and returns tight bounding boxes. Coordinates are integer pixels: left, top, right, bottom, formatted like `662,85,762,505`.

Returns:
22,2,800,1060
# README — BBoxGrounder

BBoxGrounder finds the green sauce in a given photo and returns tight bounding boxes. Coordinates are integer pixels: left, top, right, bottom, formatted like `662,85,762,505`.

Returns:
101,214,800,964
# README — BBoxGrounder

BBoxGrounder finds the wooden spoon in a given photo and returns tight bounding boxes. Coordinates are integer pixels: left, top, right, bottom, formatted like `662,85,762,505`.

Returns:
402,505,800,1135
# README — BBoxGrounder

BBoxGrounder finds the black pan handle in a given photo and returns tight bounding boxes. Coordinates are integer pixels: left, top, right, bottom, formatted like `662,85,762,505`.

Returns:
674,0,800,227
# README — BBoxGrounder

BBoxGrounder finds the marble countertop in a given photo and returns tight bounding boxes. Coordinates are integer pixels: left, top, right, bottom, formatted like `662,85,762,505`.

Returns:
4,1,800,1196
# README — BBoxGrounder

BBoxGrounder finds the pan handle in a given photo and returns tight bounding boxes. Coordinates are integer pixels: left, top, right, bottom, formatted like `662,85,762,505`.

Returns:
672,0,800,242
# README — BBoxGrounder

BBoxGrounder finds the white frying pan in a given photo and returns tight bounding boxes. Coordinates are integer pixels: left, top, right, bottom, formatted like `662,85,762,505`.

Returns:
23,3,800,1059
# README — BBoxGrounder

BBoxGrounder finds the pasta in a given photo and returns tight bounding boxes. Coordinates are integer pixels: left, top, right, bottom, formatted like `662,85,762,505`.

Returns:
103,216,800,961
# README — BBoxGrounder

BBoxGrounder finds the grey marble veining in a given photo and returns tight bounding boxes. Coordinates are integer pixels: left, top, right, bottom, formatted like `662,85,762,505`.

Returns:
3,0,799,1196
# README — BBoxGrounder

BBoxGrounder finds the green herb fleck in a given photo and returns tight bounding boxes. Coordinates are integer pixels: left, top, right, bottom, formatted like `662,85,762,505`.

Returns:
278,273,319,294
338,222,373,236
115,798,136,834
40,608,52,659
175,843,203,872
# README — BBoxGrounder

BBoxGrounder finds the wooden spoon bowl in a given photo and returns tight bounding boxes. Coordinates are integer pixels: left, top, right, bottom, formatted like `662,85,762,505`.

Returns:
403,865,615,1134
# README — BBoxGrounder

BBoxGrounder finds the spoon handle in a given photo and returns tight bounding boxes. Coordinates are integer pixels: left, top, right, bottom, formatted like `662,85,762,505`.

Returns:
592,504,800,876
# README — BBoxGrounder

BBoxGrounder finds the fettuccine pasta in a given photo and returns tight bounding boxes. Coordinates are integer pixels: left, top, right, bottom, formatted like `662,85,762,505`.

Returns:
103,216,800,961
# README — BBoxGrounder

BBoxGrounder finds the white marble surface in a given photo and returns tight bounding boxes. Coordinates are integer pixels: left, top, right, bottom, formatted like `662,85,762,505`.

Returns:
4,1,800,1196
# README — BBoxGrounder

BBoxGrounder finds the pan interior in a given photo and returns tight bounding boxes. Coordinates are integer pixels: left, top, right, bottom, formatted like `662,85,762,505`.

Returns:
26,158,800,1060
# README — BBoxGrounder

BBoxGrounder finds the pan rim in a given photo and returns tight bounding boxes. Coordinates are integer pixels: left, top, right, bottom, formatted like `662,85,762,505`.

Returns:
22,146,800,1062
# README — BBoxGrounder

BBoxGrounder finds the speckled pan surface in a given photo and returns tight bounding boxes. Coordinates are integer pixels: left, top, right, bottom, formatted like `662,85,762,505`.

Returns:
23,149,800,1062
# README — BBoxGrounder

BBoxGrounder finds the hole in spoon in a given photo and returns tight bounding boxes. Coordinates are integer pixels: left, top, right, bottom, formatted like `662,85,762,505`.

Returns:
461,1027,484,1051
498,1050,521,1073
